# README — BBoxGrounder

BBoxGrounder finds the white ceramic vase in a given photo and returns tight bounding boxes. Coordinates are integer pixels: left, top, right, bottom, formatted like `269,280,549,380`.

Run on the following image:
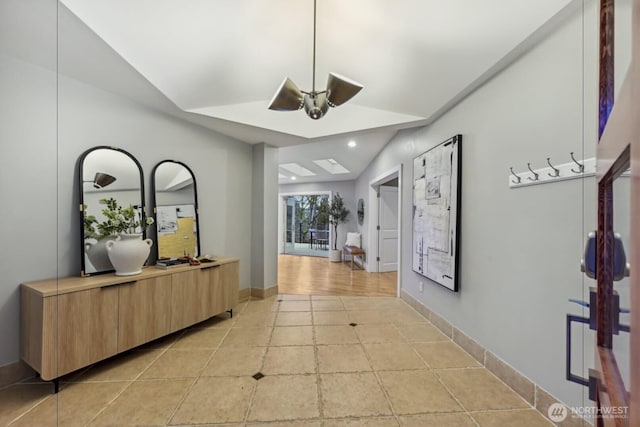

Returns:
106,233,153,276
85,237,116,271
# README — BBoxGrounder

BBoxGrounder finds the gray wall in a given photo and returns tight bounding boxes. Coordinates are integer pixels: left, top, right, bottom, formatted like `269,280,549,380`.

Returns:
354,2,612,409
0,1,255,367
252,144,279,289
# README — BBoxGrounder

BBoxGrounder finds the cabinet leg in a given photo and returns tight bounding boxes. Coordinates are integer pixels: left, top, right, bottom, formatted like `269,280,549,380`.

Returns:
52,378,59,394
227,308,233,318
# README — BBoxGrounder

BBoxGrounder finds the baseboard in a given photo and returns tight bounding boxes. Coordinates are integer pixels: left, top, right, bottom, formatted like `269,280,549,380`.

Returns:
0,360,35,389
250,285,279,299
238,288,251,302
400,290,589,427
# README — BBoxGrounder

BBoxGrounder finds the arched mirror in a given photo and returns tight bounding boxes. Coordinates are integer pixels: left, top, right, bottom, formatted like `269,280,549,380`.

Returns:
79,146,145,276
152,160,200,260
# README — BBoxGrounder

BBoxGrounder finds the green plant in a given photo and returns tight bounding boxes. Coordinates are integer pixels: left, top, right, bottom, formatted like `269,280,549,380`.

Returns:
84,197,154,239
320,193,350,250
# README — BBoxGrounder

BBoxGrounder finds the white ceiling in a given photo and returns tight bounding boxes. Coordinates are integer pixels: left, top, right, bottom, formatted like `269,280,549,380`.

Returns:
57,0,576,184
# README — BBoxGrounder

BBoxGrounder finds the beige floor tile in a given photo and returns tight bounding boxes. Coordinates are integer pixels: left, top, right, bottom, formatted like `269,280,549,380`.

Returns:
313,311,349,325
279,300,312,311
270,326,315,346
0,384,55,426
320,372,392,418
140,349,212,379
341,298,379,311
363,343,427,371
242,298,280,313
354,325,405,343
276,311,313,326
172,327,229,349
317,344,372,373
437,368,530,411
262,346,316,375
170,376,255,425
399,413,476,426
9,382,129,427
311,295,341,300
471,409,554,427
377,370,463,415
396,323,448,342
324,417,400,426
197,314,236,328
201,345,266,376
315,325,360,345
89,379,192,426
234,311,277,328
247,375,320,421
246,421,321,427
413,341,481,368
76,349,162,381
382,309,427,325
312,300,345,311
278,294,311,301
220,327,272,347
347,310,389,324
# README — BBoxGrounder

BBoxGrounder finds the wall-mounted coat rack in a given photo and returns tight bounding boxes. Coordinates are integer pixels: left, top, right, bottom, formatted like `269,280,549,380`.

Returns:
508,153,594,189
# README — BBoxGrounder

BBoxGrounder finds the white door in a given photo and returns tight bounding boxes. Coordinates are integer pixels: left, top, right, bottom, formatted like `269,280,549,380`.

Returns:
378,185,398,272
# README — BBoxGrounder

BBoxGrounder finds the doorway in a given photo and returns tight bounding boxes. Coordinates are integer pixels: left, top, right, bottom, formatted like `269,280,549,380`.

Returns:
368,165,402,296
279,193,330,257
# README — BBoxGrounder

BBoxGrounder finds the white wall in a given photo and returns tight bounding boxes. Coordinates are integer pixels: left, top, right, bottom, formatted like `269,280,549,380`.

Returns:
353,2,630,409
0,3,255,367
279,181,357,252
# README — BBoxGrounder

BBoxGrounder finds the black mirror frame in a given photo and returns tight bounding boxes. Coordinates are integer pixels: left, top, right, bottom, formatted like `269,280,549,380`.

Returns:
150,160,201,261
78,146,145,276
357,198,365,225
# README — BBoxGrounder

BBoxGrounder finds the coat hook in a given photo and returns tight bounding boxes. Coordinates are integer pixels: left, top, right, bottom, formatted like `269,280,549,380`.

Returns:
570,152,584,174
510,167,521,184
547,157,560,177
527,163,539,181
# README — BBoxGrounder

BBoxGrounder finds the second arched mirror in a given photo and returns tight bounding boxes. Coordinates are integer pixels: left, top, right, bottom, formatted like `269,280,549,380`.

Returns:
152,160,200,259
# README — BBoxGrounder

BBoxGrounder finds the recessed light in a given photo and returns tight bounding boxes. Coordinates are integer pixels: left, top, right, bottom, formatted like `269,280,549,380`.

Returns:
291,176,297,180
348,141,357,148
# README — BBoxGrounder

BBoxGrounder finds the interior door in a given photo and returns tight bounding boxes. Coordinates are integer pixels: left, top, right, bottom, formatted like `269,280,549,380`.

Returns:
378,185,398,272
592,0,638,424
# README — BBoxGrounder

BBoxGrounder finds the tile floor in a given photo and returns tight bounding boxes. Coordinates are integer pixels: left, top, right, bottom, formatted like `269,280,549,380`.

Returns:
1,295,554,426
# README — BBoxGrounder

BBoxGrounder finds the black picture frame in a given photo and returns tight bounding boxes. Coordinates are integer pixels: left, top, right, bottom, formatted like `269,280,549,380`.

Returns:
412,134,462,291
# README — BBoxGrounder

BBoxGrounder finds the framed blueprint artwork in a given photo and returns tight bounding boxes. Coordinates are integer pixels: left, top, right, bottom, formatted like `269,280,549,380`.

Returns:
412,134,462,291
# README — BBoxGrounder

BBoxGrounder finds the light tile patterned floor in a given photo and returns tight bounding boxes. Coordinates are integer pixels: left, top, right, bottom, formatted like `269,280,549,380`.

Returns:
1,295,554,426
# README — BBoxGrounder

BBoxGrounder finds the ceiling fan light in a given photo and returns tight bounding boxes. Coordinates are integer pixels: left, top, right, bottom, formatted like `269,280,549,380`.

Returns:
326,72,363,107
268,77,304,111
304,92,329,120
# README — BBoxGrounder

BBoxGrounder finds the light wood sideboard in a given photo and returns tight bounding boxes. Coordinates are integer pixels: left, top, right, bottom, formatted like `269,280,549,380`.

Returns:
21,257,239,389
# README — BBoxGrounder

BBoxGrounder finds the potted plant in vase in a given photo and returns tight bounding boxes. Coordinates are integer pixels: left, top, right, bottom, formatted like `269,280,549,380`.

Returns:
85,198,155,276
320,193,350,262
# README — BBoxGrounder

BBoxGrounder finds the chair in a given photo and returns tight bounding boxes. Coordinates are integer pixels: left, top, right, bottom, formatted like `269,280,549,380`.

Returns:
342,232,365,269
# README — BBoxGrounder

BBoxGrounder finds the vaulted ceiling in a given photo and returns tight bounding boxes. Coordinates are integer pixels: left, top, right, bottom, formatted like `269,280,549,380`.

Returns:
56,0,576,183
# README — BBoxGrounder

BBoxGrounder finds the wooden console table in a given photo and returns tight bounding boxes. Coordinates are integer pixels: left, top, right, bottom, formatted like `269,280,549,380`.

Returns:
21,257,239,391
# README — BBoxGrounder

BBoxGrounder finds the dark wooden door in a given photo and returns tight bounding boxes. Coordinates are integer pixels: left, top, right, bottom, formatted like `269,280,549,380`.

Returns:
593,1,638,425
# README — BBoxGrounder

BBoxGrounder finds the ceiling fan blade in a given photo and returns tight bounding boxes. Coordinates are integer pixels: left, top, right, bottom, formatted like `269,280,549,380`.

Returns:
268,77,304,111
326,72,363,107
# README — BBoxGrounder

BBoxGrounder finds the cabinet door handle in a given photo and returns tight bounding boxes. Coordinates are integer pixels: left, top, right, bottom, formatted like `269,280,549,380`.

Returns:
201,265,220,271
101,280,137,289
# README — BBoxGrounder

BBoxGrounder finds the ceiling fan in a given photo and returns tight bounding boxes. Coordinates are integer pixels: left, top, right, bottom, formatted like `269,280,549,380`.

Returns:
267,0,364,120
